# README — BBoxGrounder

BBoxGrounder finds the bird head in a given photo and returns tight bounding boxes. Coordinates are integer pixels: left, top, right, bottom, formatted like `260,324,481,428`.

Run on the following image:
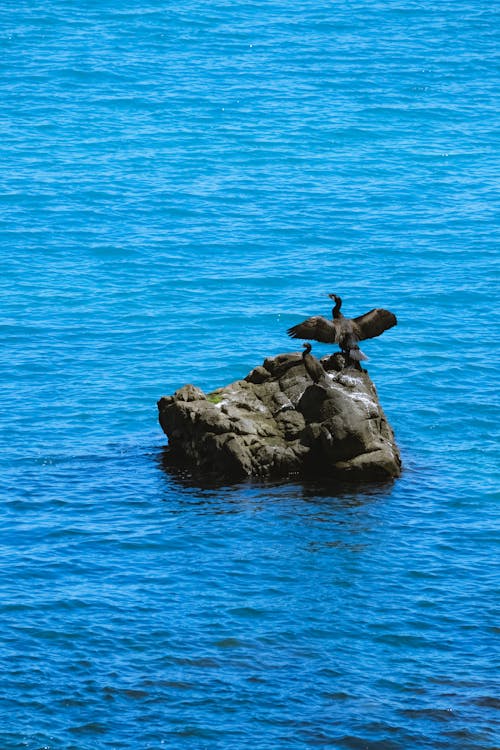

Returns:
302,342,312,353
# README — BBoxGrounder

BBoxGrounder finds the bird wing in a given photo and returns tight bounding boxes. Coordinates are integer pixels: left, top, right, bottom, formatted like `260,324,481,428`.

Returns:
352,308,397,340
287,315,338,343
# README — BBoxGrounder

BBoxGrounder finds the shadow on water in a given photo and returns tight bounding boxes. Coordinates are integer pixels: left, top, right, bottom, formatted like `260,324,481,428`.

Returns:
155,446,396,506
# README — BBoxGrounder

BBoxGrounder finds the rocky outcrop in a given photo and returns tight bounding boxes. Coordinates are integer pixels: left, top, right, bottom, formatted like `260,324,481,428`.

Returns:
157,353,401,482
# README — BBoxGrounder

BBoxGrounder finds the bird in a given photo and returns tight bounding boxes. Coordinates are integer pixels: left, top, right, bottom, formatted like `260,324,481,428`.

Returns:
301,342,326,384
287,294,397,368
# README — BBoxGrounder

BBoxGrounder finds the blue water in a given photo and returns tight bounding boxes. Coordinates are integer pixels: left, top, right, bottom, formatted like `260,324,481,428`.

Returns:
1,1,499,748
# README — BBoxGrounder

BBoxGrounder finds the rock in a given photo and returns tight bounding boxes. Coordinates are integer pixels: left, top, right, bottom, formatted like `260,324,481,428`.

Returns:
157,353,401,482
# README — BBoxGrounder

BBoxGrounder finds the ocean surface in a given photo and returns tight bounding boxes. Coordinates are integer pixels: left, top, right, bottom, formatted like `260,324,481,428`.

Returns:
1,1,499,748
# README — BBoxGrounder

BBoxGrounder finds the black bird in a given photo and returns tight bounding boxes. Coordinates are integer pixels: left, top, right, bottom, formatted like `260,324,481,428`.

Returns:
288,294,397,367
302,342,326,384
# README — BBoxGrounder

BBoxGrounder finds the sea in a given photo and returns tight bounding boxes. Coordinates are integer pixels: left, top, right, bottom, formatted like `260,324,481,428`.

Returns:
1,1,499,748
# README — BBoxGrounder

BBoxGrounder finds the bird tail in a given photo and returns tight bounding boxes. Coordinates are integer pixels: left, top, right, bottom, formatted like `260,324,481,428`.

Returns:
349,347,368,362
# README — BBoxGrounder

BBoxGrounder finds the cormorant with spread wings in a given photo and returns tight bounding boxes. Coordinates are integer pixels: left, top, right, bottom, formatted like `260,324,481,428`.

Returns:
287,294,397,366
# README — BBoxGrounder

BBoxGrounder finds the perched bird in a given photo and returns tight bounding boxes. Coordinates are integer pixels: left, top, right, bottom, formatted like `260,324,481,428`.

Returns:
288,294,397,367
301,342,326,384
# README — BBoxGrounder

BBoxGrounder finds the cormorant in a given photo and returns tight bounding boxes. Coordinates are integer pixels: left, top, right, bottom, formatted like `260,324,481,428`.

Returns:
302,342,326,384
288,294,397,367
